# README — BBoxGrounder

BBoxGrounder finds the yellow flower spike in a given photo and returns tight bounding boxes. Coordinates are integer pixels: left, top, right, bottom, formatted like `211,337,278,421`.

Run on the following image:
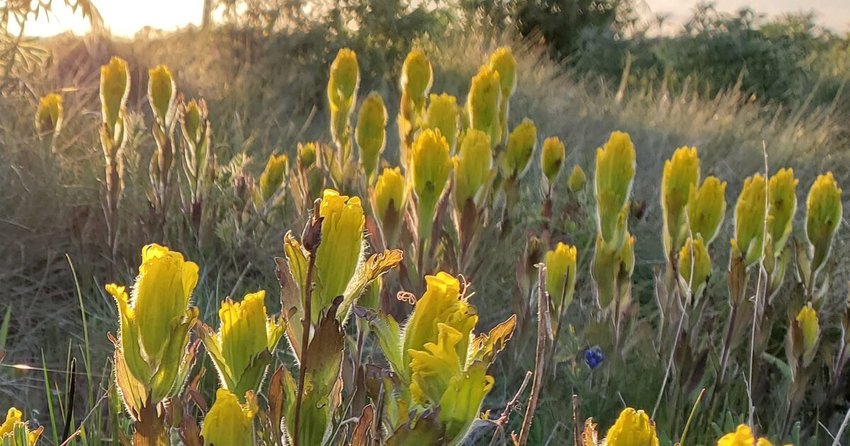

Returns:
0,407,43,445
734,174,768,267
806,172,843,274
595,131,636,249
411,129,452,238
661,146,700,256
327,48,359,110
356,92,388,181
453,129,492,208
488,47,517,98
258,153,289,203
409,323,465,405
100,56,130,135
35,93,63,135
182,99,203,143
201,388,256,446
467,64,502,146
314,189,365,318
402,273,477,382
678,236,711,298
687,176,727,245
717,424,774,446
297,142,318,169
374,167,406,221
502,118,537,179
133,244,199,367
796,303,819,358
545,243,578,310
401,49,433,109
425,93,459,150
603,407,659,446
541,136,566,186
568,165,587,193
767,168,798,255
203,290,285,397
148,65,176,124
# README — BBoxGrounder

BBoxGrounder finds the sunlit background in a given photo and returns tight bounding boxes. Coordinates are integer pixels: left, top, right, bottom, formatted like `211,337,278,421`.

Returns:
22,0,850,37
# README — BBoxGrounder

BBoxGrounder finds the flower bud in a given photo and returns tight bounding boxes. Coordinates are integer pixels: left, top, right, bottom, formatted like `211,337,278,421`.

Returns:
767,168,798,255
411,129,452,237
355,92,388,180
148,65,175,124
258,153,289,203
502,118,537,179
327,48,359,110
806,172,842,274
201,291,285,397
100,56,131,136
35,93,63,135
0,407,43,445
401,49,433,109
453,129,492,208
298,142,317,169
545,243,578,310
661,146,700,256
595,131,636,250
796,302,819,359
604,408,659,446
314,189,365,317
374,167,406,220
541,136,565,186
425,93,459,150
488,47,517,98
687,176,727,245
201,388,256,446
467,65,502,146
678,236,711,298
733,174,767,266
568,165,587,193
717,424,774,446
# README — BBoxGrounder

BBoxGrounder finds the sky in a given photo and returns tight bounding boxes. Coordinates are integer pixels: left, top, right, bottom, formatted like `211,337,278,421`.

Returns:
20,0,850,37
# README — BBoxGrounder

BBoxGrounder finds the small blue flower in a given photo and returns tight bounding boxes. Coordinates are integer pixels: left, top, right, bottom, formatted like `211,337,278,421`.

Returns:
584,345,605,369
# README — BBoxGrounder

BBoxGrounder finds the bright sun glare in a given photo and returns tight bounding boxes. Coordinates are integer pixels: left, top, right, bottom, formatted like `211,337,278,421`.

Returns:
25,0,203,37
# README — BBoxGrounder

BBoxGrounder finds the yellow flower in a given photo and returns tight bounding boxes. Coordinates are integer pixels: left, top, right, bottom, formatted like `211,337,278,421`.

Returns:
678,236,711,297
569,165,587,193
717,424,774,446
401,49,433,108
541,136,566,186
314,189,365,318
545,243,578,310
0,407,43,445
467,65,502,146
148,65,175,123
298,142,318,169
106,244,200,412
327,48,359,110
100,56,130,135
661,146,700,256
181,99,204,144
356,92,388,180
201,388,256,446
502,118,537,179
374,167,406,221
796,303,819,358
453,129,492,208
604,408,659,446
767,168,798,255
733,174,767,266
806,172,842,274
35,93,63,135
425,93,459,150
258,153,289,203
687,176,727,244
411,129,452,238
488,47,517,98
201,291,285,397
595,131,636,250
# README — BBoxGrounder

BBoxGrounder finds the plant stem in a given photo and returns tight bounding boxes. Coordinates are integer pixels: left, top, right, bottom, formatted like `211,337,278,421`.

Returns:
293,237,319,446
518,265,549,445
